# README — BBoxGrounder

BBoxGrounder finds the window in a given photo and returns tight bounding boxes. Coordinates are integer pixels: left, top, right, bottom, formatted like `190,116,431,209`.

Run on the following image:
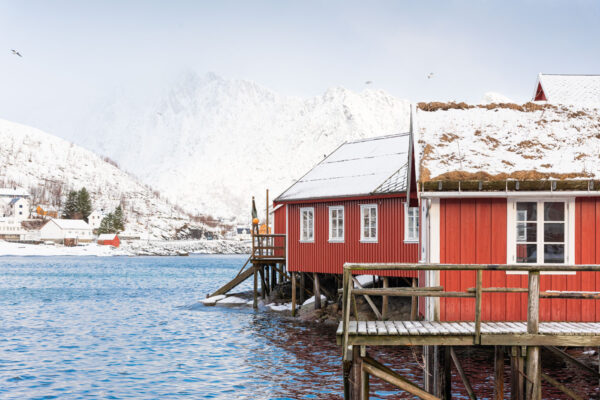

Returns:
405,204,419,243
515,201,566,264
300,207,314,242
329,206,344,242
360,204,378,242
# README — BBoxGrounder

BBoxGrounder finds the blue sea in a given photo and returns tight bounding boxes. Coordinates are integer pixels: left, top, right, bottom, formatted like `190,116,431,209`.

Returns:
1,255,596,399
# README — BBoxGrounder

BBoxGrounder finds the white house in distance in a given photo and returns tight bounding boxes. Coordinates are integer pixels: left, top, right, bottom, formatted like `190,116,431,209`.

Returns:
40,219,94,243
0,218,26,241
1,197,30,220
88,209,106,230
0,187,30,200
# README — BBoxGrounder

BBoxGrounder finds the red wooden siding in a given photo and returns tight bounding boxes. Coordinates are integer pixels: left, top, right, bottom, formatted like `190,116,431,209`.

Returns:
534,82,547,101
439,197,600,322
285,196,418,277
273,203,286,258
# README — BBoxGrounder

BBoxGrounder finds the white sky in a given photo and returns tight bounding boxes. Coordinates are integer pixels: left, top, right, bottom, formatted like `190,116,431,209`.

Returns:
1,0,599,138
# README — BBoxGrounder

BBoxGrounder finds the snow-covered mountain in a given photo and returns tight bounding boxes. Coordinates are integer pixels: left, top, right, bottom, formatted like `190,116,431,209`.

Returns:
0,118,205,239
74,72,411,220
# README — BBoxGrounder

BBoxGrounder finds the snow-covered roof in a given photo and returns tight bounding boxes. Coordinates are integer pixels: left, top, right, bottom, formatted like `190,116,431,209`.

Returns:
0,188,29,197
416,103,600,183
535,74,600,106
276,133,411,201
50,219,92,230
98,233,118,240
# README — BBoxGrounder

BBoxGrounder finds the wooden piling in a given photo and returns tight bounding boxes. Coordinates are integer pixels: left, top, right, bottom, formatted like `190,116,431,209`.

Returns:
494,346,504,400
526,271,541,400
411,277,418,320
450,347,476,400
291,272,297,317
433,346,451,400
253,265,258,309
382,277,389,320
314,273,322,310
270,264,276,291
510,346,525,400
299,273,305,304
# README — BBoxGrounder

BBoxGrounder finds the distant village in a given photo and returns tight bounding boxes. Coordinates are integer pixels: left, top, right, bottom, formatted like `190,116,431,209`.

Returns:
0,186,253,249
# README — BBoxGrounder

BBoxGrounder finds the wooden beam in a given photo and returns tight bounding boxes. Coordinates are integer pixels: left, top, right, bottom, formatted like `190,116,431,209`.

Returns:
510,346,525,400
411,278,418,321
314,273,322,310
450,347,477,400
382,277,389,320
541,373,584,400
526,271,541,400
352,288,474,298
474,270,482,345
253,266,258,309
291,272,297,317
352,278,383,320
434,346,451,400
494,346,504,400
543,346,600,378
362,356,440,400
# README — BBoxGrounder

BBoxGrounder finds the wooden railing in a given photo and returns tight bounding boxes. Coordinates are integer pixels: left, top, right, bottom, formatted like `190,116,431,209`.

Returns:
341,263,600,361
252,233,286,260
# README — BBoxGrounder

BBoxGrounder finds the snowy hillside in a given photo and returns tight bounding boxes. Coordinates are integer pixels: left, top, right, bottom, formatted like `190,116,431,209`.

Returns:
74,72,411,220
0,118,204,239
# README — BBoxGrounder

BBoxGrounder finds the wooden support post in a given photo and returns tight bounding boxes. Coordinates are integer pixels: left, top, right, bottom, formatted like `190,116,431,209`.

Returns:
510,346,525,400
253,265,258,309
450,347,476,400
526,271,541,400
259,267,267,299
411,277,418,320
291,272,297,317
424,345,434,393
474,270,482,345
299,273,305,304
433,346,451,399
494,346,504,400
351,345,361,400
361,362,370,400
314,273,322,310
271,263,276,291
382,277,389,320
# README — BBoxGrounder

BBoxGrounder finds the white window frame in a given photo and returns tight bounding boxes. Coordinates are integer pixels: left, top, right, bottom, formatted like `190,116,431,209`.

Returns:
299,207,314,243
360,204,378,243
506,198,575,275
328,206,344,243
404,203,419,243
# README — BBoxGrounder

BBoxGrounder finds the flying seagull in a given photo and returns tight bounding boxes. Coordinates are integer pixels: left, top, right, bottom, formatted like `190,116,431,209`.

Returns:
11,49,22,57
427,72,434,79
365,81,372,85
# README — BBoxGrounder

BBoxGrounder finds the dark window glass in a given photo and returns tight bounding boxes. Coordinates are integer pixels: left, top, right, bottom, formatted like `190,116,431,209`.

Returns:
544,202,564,221
516,244,537,263
544,244,564,263
516,223,537,242
544,223,564,242
517,202,537,221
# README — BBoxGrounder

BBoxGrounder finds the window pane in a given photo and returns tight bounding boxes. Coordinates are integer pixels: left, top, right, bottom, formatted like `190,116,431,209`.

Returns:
517,202,537,221
370,226,376,238
544,223,564,243
544,244,564,263
544,202,564,222
516,223,536,242
516,244,537,263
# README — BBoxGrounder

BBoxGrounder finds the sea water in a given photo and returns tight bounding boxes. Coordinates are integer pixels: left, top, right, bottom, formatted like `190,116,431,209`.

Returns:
0,255,596,399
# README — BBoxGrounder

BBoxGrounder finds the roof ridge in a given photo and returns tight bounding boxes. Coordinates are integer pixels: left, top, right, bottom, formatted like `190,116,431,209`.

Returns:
346,132,410,144
540,73,600,77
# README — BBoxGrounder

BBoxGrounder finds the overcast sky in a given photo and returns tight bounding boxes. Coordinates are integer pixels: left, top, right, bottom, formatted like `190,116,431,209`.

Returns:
1,0,599,137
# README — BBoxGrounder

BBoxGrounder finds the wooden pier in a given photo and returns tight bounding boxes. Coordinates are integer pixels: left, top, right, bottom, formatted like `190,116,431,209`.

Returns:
338,263,600,400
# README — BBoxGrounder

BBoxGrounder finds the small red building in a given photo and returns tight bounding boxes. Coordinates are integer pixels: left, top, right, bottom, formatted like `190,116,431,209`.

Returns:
97,233,120,247
533,73,600,104
273,133,419,278
416,97,600,322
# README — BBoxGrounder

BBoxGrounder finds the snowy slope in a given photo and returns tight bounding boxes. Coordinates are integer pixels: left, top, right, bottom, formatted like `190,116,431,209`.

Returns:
74,72,411,220
0,118,199,239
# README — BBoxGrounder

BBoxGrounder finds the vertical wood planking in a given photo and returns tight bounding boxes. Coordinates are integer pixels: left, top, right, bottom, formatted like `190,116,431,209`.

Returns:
491,199,508,321
476,199,493,321
460,199,477,320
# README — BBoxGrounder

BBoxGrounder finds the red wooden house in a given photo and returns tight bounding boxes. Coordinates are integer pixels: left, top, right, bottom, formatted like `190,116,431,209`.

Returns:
416,98,600,322
273,133,419,281
97,233,120,247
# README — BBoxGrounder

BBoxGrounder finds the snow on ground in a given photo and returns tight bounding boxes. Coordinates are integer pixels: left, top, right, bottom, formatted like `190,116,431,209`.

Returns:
266,302,295,312
200,295,226,305
0,240,127,256
302,295,328,307
216,296,248,305
416,104,600,181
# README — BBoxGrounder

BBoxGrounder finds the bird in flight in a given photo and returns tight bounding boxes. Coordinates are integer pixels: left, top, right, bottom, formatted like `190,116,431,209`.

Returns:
11,49,22,57
427,72,434,79
365,81,372,85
